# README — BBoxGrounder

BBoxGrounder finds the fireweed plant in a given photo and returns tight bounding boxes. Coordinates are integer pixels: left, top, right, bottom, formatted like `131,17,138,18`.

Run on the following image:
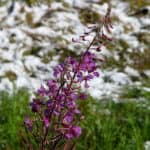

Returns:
23,6,112,150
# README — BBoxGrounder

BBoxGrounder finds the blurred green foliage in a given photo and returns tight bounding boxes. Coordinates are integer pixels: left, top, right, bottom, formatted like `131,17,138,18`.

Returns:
0,88,30,150
76,90,150,150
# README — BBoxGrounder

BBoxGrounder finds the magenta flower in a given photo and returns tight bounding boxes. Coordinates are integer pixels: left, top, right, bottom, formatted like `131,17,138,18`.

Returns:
24,6,112,149
78,92,87,100
64,126,82,139
63,114,73,124
37,85,46,97
71,126,82,138
30,99,43,113
43,116,50,128
24,116,32,130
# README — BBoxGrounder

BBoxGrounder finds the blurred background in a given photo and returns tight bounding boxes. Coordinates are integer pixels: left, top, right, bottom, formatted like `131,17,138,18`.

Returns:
0,0,150,149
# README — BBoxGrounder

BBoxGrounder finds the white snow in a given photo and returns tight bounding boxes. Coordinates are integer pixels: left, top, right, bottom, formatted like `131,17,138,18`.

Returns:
86,70,131,99
145,141,150,150
125,66,140,77
144,70,150,77
0,0,149,99
0,78,13,91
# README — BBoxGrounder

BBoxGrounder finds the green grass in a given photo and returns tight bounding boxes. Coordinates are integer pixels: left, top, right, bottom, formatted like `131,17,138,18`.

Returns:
76,87,150,150
0,88,30,150
76,96,150,150
0,87,149,150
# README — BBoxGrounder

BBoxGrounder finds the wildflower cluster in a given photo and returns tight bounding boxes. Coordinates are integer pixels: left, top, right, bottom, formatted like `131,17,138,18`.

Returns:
24,6,112,150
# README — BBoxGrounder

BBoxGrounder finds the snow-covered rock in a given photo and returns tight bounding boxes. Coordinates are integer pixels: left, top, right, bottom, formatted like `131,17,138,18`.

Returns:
0,0,149,99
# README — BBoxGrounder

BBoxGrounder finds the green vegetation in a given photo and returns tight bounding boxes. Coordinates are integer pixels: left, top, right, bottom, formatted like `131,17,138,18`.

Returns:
79,8,101,25
0,87,150,149
0,89,30,150
77,89,150,150
122,0,150,9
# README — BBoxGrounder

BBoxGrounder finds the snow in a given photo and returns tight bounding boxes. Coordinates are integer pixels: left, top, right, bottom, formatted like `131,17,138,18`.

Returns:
0,0,149,99
0,78,13,91
145,141,150,150
144,70,150,77
143,87,150,92
16,76,31,88
125,66,140,77
0,31,9,48
87,70,131,99
24,56,42,72
110,72,131,85
51,2,63,9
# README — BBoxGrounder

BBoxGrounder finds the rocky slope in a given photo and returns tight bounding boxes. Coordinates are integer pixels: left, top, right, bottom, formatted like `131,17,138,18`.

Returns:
0,0,149,99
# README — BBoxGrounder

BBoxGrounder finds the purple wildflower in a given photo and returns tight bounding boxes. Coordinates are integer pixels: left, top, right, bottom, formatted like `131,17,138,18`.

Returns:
30,99,43,113
93,71,100,77
37,85,46,97
43,116,50,128
78,92,87,100
25,116,32,130
63,114,73,124
64,126,82,139
23,6,112,149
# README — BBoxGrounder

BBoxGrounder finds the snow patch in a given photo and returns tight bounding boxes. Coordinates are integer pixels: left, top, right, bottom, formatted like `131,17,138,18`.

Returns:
125,66,140,77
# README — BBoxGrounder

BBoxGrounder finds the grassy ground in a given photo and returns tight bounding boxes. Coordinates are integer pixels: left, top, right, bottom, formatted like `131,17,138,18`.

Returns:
77,91,150,150
0,87,150,150
0,88,30,150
